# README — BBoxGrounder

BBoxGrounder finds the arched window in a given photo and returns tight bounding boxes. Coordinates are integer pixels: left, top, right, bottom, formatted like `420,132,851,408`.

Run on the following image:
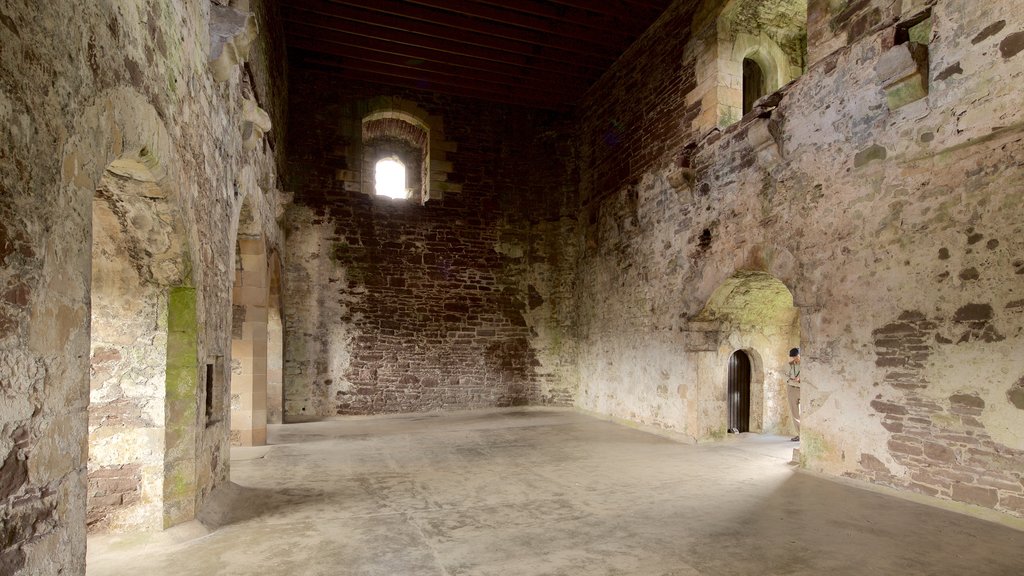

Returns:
685,0,807,130
742,57,767,114
374,157,408,199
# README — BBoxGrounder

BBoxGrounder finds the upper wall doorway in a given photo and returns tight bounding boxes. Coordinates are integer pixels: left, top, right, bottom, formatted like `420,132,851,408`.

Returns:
742,58,767,115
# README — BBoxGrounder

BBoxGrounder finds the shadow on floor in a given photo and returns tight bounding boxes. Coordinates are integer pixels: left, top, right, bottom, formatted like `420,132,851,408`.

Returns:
197,481,327,529
685,472,1024,576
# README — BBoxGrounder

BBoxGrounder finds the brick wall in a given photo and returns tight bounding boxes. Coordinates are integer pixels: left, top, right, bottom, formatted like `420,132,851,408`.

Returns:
86,465,142,531
577,1,702,206
284,73,577,417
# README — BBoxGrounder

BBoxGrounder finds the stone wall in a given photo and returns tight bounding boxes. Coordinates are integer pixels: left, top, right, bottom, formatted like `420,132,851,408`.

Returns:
0,0,285,573
284,73,577,418
571,0,1024,519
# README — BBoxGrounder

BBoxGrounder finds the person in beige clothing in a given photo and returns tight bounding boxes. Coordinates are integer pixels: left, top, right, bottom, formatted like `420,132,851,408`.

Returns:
787,347,801,442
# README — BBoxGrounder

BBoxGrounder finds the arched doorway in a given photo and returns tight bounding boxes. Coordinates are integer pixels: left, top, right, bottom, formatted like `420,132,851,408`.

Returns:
728,350,752,433
88,158,195,532
694,270,800,438
742,57,767,114
230,195,268,446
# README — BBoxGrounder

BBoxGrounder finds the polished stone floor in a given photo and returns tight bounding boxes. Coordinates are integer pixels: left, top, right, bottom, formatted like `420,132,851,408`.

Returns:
87,408,1024,575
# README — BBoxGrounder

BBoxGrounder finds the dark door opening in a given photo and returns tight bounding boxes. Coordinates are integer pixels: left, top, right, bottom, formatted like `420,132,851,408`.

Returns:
728,350,751,433
742,58,766,115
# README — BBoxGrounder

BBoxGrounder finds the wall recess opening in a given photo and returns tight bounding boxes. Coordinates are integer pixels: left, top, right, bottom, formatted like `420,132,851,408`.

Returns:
742,57,767,115
375,157,408,199
206,355,225,427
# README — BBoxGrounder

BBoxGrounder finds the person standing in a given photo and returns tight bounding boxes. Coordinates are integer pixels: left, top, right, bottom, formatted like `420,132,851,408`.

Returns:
787,348,801,441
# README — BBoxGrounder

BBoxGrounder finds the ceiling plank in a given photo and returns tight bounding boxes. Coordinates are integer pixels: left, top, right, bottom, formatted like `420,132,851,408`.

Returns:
280,0,674,110
402,0,638,44
469,0,658,34
283,19,607,77
286,37,586,99
286,35,591,92
287,0,622,63
291,53,571,110
544,0,665,21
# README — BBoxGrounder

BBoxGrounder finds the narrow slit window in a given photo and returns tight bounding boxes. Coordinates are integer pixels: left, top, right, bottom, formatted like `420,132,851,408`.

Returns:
205,363,215,422
375,158,407,199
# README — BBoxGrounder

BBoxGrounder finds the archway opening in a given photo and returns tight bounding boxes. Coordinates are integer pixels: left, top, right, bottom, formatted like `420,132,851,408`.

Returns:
697,271,800,437
267,256,284,425
728,350,752,433
742,57,767,115
88,160,195,532
361,106,432,202
230,197,268,446
712,0,808,126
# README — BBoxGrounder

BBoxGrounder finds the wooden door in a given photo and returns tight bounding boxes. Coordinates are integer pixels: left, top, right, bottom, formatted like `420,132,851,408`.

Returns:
728,350,751,433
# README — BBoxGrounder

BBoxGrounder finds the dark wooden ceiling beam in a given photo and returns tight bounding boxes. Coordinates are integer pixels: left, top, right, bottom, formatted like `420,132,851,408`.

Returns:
468,0,657,34
298,57,579,103
283,19,606,78
545,0,665,21
287,0,621,62
286,36,585,99
280,0,673,110
402,0,638,44
290,53,571,110
285,34,591,89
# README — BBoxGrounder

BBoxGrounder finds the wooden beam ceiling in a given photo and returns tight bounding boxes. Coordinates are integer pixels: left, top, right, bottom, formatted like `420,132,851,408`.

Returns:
281,0,674,110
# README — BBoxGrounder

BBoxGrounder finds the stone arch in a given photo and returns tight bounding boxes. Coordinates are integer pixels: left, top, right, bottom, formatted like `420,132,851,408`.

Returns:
692,270,801,438
686,243,806,318
685,0,807,130
361,104,431,203
733,33,799,96
230,191,269,446
67,89,201,532
331,96,459,202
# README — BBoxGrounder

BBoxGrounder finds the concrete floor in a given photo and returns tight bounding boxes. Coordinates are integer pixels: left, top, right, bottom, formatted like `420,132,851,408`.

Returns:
87,408,1024,575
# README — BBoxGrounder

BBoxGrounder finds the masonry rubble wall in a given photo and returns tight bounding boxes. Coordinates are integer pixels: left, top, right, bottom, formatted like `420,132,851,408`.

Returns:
283,74,579,418
572,0,1024,518
0,1,286,573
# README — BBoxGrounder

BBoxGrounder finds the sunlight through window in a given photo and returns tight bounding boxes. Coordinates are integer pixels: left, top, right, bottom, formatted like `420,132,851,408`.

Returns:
374,158,407,199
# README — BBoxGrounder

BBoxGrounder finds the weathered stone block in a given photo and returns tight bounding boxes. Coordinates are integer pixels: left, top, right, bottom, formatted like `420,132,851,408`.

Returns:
951,483,999,508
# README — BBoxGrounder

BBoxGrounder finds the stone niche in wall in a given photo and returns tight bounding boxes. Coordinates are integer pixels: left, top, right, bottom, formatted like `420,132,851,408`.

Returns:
332,97,459,204
687,271,801,438
687,0,808,133
876,9,932,110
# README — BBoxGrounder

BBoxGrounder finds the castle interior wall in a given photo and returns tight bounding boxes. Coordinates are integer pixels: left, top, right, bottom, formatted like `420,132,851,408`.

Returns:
1,0,286,571
283,74,579,418
571,0,1024,518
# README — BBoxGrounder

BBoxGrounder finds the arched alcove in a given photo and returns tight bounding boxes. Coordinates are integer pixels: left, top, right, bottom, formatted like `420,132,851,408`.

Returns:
705,0,808,127
88,158,195,532
266,254,284,425
362,111,429,203
695,271,800,437
230,195,268,446
742,57,767,114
